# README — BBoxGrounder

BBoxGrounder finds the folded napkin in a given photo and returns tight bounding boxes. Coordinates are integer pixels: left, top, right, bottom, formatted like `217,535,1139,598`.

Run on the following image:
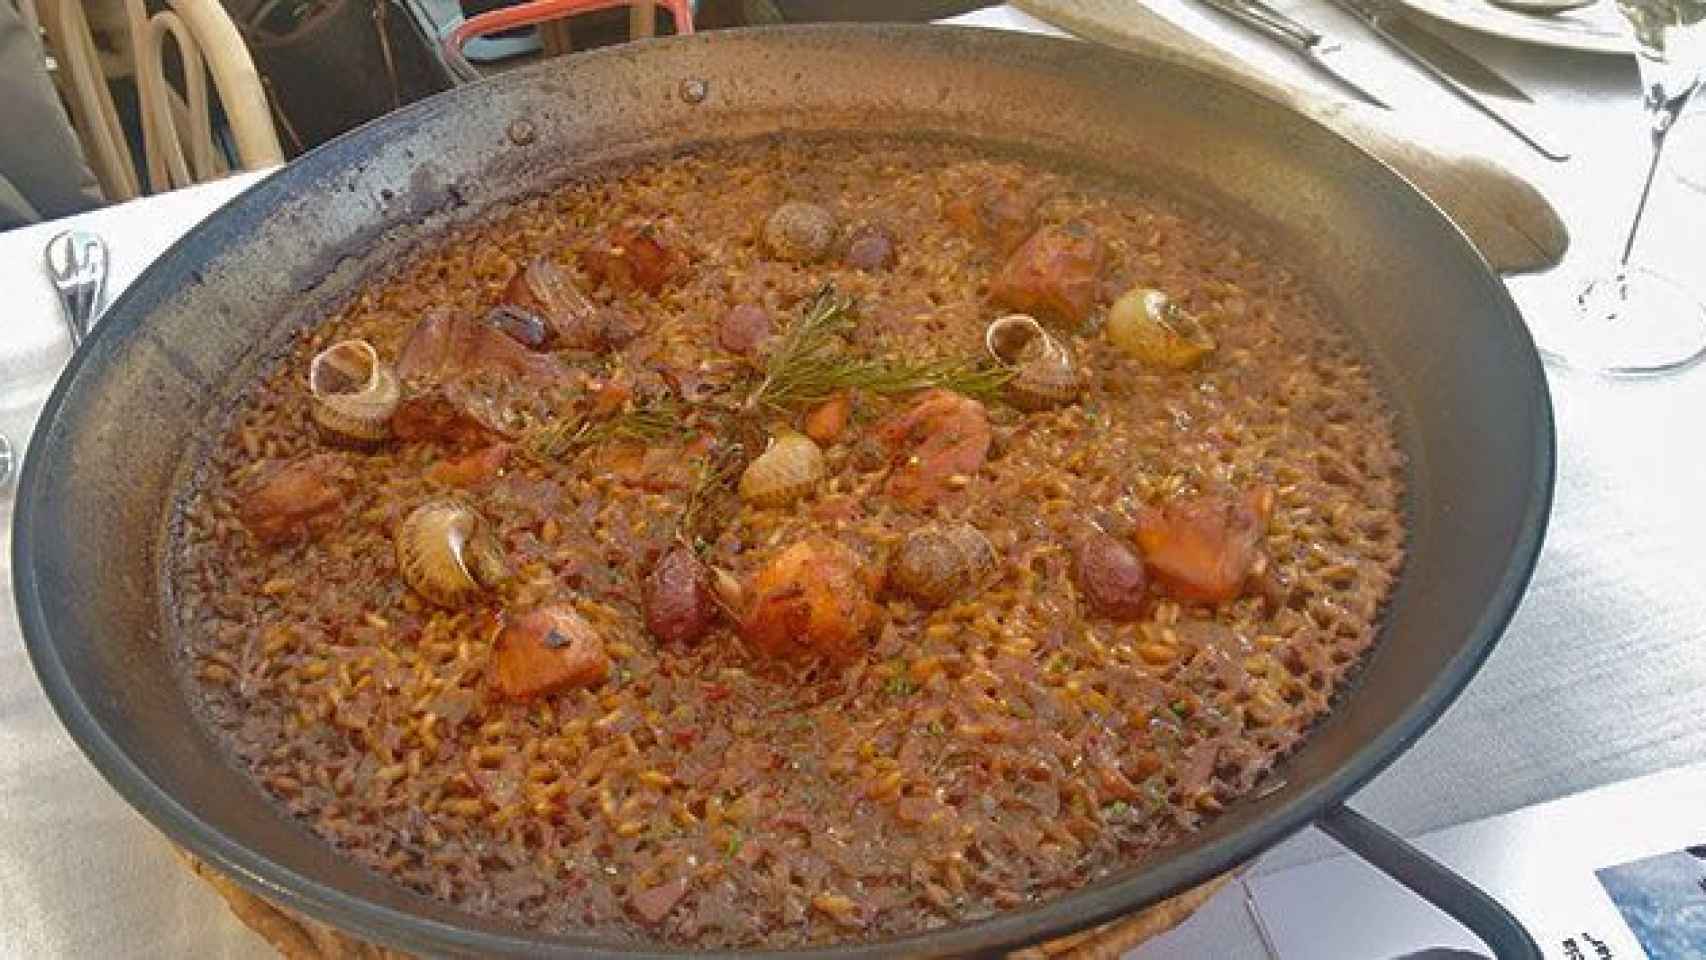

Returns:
1009,0,1569,274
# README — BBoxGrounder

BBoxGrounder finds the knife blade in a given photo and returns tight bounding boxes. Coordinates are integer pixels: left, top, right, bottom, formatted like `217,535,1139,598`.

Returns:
1325,0,1572,160
1376,14,1531,102
1190,0,1393,108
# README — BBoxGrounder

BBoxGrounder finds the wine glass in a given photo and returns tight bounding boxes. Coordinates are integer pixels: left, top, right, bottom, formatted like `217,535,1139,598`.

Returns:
1555,0,1706,375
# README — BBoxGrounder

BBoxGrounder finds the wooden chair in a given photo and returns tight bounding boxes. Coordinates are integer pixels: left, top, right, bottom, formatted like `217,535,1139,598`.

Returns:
36,0,284,202
443,0,694,82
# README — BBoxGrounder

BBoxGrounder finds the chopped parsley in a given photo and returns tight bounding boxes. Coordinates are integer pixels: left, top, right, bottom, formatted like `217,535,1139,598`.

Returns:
1142,781,1168,810
884,675,917,697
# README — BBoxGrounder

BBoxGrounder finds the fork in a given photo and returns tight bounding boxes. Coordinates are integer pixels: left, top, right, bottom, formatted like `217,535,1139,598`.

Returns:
44,230,109,348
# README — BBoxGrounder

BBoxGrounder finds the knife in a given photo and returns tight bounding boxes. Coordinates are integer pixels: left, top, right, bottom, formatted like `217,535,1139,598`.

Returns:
1325,0,1572,160
1191,0,1394,109
1373,13,1531,102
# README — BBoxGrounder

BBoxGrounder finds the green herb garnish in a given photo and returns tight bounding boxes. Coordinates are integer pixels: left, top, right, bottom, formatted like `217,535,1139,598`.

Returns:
676,448,743,545
521,397,686,461
744,284,1010,411
884,675,917,697
1143,781,1168,810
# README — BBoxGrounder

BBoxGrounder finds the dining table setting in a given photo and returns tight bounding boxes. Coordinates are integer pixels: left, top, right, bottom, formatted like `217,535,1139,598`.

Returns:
2,1,1704,957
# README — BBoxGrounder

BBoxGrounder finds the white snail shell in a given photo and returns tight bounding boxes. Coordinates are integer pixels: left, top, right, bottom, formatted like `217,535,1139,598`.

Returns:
984,314,1082,411
395,499,510,608
309,339,401,443
738,431,826,508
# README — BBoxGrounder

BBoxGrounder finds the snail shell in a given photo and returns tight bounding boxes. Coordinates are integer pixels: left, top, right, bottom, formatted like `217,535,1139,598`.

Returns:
984,314,1082,411
309,339,401,443
890,522,999,608
395,499,511,607
739,431,826,508
1106,287,1216,370
763,202,838,264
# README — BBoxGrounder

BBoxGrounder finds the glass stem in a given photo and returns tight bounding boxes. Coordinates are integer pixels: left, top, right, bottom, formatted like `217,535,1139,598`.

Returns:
1618,131,1667,266
1620,77,1700,266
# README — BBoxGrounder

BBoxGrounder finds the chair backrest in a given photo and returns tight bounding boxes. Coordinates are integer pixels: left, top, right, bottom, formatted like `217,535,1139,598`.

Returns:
443,0,694,83
39,0,284,201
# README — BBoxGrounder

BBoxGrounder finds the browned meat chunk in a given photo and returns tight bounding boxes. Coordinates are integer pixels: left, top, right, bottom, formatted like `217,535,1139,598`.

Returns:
990,221,1106,326
869,389,991,509
426,443,512,488
491,604,610,701
237,454,347,545
1134,487,1272,604
943,185,1038,256
741,537,878,664
801,392,852,446
582,221,685,296
589,442,701,493
391,384,507,449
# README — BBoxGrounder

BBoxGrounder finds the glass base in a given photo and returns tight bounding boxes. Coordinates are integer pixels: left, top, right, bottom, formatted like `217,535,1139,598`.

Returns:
1546,265,1706,376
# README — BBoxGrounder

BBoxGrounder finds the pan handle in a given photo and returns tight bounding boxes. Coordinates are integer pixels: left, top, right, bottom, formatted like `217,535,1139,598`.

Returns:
1317,804,1542,960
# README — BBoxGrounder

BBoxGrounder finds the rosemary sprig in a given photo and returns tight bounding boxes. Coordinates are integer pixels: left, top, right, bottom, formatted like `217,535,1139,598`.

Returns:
519,418,589,462
819,356,1012,405
744,283,1012,410
676,447,744,546
744,284,858,411
521,398,686,461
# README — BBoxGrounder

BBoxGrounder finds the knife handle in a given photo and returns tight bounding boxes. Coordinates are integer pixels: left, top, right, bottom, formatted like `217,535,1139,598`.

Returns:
1192,0,1319,50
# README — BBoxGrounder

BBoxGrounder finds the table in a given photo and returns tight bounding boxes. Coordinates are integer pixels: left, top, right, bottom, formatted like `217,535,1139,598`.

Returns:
2,7,1703,957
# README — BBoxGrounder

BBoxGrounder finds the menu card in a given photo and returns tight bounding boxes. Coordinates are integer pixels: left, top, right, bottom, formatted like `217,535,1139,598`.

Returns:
1245,763,1706,959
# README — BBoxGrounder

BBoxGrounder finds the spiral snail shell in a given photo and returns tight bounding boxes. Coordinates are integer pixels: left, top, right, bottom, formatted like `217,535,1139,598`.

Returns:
763,202,838,264
1105,287,1216,370
394,499,511,607
309,339,401,443
738,431,825,508
984,314,1082,411
890,522,999,609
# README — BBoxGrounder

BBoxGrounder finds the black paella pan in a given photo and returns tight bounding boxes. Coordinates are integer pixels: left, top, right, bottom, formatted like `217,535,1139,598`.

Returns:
13,24,1552,958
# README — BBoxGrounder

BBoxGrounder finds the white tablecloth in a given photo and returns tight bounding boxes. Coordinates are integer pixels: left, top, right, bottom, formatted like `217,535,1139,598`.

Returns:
2,7,1704,957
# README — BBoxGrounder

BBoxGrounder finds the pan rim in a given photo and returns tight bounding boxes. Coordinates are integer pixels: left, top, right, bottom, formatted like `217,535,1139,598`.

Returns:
13,22,1554,958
